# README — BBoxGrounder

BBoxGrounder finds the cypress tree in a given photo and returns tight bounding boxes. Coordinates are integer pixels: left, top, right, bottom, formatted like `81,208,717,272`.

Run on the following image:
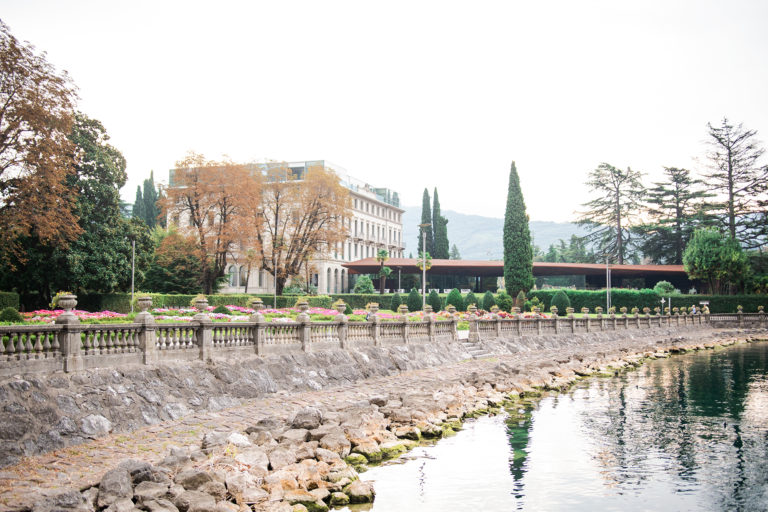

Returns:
464,291,478,310
389,292,402,312
482,290,496,311
132,186,145,223
446,288,464,311
418,188,434,255
142,170,160,228
427,289,442,311
432,188,449,259
406,288,422,312
503,161,534,297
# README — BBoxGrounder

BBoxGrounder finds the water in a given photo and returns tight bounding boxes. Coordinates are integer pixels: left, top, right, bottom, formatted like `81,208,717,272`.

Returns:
346,342,768,512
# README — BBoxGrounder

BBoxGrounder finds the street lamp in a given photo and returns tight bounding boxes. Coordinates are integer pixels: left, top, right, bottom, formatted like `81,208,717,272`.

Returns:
605,260,611,311
418,223,431,310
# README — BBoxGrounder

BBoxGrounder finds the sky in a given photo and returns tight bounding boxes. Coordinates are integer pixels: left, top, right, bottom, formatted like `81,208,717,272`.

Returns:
2,0,767,222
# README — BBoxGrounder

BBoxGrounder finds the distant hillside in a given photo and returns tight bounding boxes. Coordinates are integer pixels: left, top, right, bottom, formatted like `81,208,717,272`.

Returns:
401,208,585,260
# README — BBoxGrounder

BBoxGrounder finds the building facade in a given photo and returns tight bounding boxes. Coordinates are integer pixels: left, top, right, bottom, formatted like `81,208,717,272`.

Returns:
203,160,405,295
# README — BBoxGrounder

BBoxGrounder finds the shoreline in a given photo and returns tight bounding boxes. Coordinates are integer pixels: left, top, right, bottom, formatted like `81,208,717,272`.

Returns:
0,327,764,511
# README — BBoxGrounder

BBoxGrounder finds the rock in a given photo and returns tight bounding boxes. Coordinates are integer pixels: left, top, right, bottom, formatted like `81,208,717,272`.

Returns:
81,414,112,437
294,441,318,461
234,447,269,473
103,498,136,512
32,490,94,512
351,440,381,462
143,499,179,512
98,468,133,508
198,480,227,500
308,424,342,442
343,453,367,465
118,459,158,484
161,446,191,467
174,469,213,490
329,491,349,506
344,480,375,504
394,425,421,440
279,428,310,444
290,407,323,430
368,395,387,407
249,430,274,445
226,432,252,447
214,502,239,512
309,488,329,502
268,447,297,470
315,447,341,464
245,416,282,434
173,490,216,512
134,481,171,503
284,489,328,512
380,441,407,459
240,486,269,504
318,433,350,458
202,431,230,449
326,466,358,483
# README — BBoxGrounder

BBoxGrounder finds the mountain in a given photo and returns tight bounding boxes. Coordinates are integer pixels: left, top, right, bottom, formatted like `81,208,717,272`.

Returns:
401,208,585,260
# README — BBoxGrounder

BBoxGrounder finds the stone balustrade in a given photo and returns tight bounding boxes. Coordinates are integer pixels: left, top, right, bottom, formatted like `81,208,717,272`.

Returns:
0,294,764,377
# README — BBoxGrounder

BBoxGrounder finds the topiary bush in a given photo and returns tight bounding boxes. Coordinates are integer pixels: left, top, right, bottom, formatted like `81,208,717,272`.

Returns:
446,288,464,312
496,291,513,312
551,290,570,316
464,291,478,310
212,305,231,315
406,288,422,312
353,275,375,294
482,291,496,311
0,307,23,323
428,289,442,311
653,280,677,296
389,293,402,312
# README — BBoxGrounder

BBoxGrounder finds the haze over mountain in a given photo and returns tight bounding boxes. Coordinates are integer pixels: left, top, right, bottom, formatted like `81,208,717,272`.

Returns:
401,208,586,260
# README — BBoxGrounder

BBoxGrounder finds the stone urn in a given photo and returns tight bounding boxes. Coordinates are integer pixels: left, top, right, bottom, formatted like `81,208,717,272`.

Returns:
654,307,661,315
137,295,152,313
398,304,409,315
194,297,209,313
581,307,590,315
642,307,650,315
423,304,433,314
446,305,457,314
566,307,575,317
467,305,478,315
490,305,500,314
550,306,558,316
368,303,379,314
737,305,744,313
512,307,521,315
595,306,603,316
249,297,265,312
620,307,628,315
759,305,764,313
335,302,347,315
296,300,309,314
57,294,77,312
533,306,541,314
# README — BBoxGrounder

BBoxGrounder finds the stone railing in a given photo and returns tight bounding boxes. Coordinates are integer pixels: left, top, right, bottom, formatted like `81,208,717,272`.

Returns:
0,295,763,377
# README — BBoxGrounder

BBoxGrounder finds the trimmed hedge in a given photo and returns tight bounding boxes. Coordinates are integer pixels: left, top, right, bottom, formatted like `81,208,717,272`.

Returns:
0,292,20,310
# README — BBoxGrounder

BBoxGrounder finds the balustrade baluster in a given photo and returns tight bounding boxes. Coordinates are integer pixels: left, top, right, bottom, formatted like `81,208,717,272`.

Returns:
20,333,31,359
32,331,43,358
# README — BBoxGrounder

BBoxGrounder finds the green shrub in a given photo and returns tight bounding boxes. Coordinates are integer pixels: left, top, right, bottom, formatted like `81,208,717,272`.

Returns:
464,291,478,310
389,293,402,311
406,288,422,312
550,290,570,315
0,307,23,323
653,280,677,296
428,289,443,311
496,291,513,312
212,305,231,314
446,289,464,311
523,300,533,312
515,290,526,310
353,275,375,294
482,291,496,311
0,292,20,310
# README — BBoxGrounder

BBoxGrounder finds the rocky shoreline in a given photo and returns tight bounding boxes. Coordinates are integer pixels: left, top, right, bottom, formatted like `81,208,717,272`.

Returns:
2,327,765,511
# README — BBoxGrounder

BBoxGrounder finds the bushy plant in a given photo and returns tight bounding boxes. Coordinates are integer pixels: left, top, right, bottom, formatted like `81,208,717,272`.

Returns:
496,291,513,312
446,288,464,312
0,307,23,323
515,290,526,310
428,289,442,311
50,290,74,309
482,291,496,311
389,293,402,311
406,288,422,312
353,275,375,294
551,290,570,316
189,294,207,308
212,305,231,315
464,291,478,310
653,280,676,296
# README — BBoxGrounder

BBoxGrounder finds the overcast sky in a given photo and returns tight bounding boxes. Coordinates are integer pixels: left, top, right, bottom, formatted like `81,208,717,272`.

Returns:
3,1,767,222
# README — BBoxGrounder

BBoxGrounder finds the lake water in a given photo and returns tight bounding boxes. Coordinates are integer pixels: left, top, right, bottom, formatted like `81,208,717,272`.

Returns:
346,342,768,511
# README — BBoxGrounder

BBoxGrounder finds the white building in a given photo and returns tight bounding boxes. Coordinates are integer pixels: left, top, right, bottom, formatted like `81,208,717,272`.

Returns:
213,160,405,295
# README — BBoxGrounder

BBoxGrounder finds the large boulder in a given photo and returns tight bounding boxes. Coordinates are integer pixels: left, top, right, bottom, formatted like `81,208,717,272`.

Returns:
344,480,375,504
268,447,297,470
318,433,350,458
290,407,323,430
98,468,133,508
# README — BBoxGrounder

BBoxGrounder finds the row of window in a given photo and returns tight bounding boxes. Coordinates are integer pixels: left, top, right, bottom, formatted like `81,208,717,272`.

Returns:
226,265,351,294
353,197,401,223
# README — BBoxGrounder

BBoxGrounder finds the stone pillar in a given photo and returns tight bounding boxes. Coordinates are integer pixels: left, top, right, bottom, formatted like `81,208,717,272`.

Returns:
759,308,765,328
368,303,380,346
468,305,479,342
491,306,502,338
737,306,743,327
55,294,83,373
424,305,436,343
513,307,523,336
193,297,213,362
134,295,157,365
335,302,348,349
398,304,409,345
297,301,311,352
249,298,266,355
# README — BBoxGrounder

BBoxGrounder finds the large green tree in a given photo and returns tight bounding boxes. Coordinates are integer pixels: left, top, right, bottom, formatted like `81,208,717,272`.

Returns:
577,163,645,264
637,167,713,264
683,228,749,294
418,188,434,255
704,118,767,248
143,228,202,294
432,188,449,259
503,161,534,296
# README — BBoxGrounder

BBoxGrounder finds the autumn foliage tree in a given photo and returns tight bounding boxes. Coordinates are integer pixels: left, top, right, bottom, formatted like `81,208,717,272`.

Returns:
254,163,350,295
162,152,262,294
0,20,80,265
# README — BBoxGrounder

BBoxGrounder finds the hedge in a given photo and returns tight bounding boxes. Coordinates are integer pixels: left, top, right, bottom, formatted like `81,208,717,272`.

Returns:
0,292,20,310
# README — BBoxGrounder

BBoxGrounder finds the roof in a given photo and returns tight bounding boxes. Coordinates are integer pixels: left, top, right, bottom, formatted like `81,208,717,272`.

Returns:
342,258,687,277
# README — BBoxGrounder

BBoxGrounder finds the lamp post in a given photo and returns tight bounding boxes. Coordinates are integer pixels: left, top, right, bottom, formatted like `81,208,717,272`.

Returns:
605,260,611,311
131,239,135,313
418,223,431,310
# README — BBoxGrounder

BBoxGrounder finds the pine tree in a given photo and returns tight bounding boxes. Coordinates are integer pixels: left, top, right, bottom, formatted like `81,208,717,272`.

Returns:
132,186,145,223
449,244,461,260
406,288,422,312
503,161,534,297
427,289,442,311
446,288,464,311
432,188,449,259
464,291,478,310
418,188,434,255
389,292,402,312
482,290,496,311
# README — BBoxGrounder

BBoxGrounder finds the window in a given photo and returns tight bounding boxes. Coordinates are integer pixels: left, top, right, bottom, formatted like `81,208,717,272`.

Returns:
239,266,247,287
227,266,238,287
258,270,264,287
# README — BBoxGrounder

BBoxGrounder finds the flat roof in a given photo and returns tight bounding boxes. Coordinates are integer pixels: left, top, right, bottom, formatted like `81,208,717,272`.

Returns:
342,258,687,277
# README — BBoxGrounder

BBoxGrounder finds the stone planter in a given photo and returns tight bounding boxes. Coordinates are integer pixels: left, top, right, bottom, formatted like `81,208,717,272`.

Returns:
368,303,379,314
137,296,152,313
423,305,433,314
335,303,347,315
398,304,409,315
249,298,265,311
194,298,209,312
57,294,77,312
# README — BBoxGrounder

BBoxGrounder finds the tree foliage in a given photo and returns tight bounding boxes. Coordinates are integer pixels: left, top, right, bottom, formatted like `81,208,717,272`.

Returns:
446,288,464,311
353,275,375,293
551,290,570,315
577,163,645,264
418,188,434,255
449,244,461,260
704,118,767,248
428,289,442,311
432,188,449,259
482,290,496,311
143,228,202,294
406,287,422,312
389,292,402,311
0,20,80,264
503,161,534,296
683,228,749,294
538,235,597,263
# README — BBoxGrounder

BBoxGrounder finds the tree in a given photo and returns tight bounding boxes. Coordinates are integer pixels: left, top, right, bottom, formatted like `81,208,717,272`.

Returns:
704,118,768,248
389,292,402,311
376,249,389,294
142,171,162,228
446,288,464,311
162,152,261,294
503,161,534,296
577,163,645,264
464,291,478,310
652,280,676,296
449,244,461,260
418,188,434,255
0,20,80,265
353,274,375,293
482,290,496,311
143,228,202,294
251,163,350,295
432,188,449,259
427,289,442,311
683,228,749,294
406,288,422,312
637,167,713,264
551,290,570,316
133,186,145,224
